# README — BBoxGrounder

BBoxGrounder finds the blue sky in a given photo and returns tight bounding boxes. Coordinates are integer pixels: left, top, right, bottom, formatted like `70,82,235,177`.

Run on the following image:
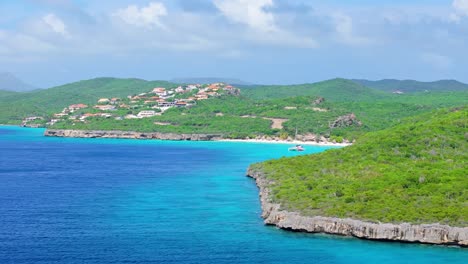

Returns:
1,0,468,87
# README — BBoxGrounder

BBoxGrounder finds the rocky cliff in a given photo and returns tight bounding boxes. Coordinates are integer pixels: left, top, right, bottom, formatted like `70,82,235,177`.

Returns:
44,129,225,141
44,129,350,144
247,167,468,247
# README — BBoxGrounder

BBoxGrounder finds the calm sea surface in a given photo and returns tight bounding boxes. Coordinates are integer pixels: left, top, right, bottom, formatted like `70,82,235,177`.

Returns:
0,126,466,263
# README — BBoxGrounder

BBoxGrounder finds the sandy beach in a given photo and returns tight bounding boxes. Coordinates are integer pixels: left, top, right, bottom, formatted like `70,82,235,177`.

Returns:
219,138,352,147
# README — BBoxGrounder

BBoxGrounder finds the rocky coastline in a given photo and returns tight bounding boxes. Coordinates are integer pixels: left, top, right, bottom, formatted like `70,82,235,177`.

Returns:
44,129,225,141
43,129,350,144
247,167,468,247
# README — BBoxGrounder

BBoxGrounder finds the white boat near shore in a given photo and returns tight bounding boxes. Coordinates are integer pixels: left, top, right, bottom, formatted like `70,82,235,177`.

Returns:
288,145,305,151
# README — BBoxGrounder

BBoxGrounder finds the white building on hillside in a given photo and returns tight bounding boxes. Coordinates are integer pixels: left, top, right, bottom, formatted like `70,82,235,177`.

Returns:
137,111,157,118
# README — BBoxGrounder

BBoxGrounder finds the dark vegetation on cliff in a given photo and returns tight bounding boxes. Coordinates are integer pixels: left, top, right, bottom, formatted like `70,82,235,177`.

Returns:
250,107,468,226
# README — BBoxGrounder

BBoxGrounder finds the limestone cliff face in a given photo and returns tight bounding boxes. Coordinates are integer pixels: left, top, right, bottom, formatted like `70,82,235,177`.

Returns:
247,167,468,247
44,129,224,141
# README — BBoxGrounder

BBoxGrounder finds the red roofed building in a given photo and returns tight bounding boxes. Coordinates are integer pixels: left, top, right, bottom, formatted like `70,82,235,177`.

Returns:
152,87,167,96
69,104,88,111
175,101,187,107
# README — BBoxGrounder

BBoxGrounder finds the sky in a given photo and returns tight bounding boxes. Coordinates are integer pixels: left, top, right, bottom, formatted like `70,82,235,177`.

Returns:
1,0,468,87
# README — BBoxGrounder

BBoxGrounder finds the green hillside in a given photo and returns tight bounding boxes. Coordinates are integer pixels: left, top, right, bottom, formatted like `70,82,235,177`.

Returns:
0,78,176,124
353,79,468,93
241,78,390,101
250,107,468,226
171,77,252,85
51,90,468,141
0,90,18,98
52,95,347,137
330,91,468,139
3,77,467,142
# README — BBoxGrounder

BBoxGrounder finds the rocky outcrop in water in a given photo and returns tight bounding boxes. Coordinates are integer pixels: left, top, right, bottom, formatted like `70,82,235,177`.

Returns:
45,129,224,141
247,167,468,247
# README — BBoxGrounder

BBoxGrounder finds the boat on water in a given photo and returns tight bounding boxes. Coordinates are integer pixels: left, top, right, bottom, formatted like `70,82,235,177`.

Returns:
288,145,305,151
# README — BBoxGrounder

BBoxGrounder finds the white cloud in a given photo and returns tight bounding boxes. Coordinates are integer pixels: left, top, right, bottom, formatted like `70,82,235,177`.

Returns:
3,0,465,68
42,13,70,38
332,13,371,46
214,0,276,32
0,29,56,63
421,53,453,69
113,2,168,30
450,0,468,22
453,0,468,15
246,30,318,48
213,0,318,48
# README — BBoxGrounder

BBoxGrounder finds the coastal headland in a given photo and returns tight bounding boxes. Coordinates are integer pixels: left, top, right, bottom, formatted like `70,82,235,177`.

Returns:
246,167,468,247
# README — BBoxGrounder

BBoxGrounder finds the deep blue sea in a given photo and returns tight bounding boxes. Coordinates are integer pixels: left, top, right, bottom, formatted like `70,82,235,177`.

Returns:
0,126,466,263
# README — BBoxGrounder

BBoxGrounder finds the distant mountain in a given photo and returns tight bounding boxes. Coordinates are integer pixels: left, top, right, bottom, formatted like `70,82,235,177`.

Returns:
0,72,38,92
352,79,468,93
171,77,253,86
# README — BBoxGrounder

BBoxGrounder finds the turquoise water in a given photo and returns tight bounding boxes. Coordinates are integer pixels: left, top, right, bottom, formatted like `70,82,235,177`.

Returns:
0,126,466,263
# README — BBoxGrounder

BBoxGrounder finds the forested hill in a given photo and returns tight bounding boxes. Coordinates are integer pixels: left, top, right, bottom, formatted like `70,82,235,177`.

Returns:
0,90,18,98
251,107,468,226
352,79,468,93
2,77,467,142
0,78,177,123
240,78,390,101
171,77,252,85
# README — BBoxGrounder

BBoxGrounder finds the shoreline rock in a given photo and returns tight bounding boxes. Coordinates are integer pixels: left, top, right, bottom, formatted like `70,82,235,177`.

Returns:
44,129,225,141
246,167,468,247
43,129,350,144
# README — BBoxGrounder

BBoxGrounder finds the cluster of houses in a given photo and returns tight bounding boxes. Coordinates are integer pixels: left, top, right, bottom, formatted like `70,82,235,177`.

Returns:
20,116,44,128
20,83,239,127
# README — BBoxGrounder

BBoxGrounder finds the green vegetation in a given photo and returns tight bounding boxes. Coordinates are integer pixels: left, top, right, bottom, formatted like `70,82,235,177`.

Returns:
53,114,273,136
51,89,467,140
329,91,468,139
51,95,345,137
2,77,467,141
171,77,252,85
0,78,176,124
353,79,468,93
241,78,390,101
0,90,18,98
251,107,468,226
